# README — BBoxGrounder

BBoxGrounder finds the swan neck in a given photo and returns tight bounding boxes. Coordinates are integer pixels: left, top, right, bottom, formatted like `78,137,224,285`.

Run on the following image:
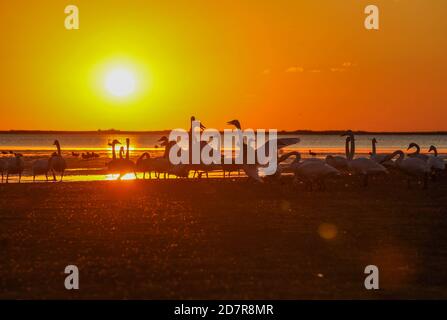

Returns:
112,143,116,160
345,137,350,159
126,140,130,160
55,142,61,156
278,151,300,163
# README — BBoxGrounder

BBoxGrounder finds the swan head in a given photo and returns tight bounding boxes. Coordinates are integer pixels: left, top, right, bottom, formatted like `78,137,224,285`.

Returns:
53,140,60,146
341,130,354,137
382,150,404,163
407,142,419,151
428,145,437,154
227,119,241,130
108,139,121,147
190,116,206,129
158,136,169,146
372,138,377,144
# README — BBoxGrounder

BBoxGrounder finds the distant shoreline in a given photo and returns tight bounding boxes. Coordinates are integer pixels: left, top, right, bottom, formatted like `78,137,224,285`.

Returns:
1,130,447,135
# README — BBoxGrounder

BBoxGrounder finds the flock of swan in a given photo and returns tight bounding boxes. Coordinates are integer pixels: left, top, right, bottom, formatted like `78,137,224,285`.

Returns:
0,118,446,190
0,140,66,183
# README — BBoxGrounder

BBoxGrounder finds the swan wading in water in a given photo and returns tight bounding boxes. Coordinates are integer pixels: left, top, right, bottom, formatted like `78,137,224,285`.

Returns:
0,157,7,183
136,152,156,179
50,140,66,181
5,153,25,183
32,157,53,182
155,136,187,179
382,150,430,189
107,139,122,173
343,130,388,187
116,138,137,180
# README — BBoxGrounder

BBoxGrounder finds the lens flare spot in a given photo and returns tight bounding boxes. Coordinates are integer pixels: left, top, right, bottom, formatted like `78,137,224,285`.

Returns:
318,223,338,240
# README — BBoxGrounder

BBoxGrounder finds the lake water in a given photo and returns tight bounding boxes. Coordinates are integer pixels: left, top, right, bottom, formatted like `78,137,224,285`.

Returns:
1,132,446,154
1,132,446,182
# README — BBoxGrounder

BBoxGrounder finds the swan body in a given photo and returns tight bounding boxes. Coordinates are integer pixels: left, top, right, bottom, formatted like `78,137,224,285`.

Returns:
5,155,25,183
136,153,157,179
427,145,446,172
115,139,137,179
0,158,7,182
226,119,299,182
325,136,350,170
288,152,340,190
32,158,52,181
383,150,430,188
325,155,348,170
343,131,388,186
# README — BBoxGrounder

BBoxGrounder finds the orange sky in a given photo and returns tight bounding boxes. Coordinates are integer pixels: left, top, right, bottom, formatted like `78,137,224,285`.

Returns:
0,0,446,131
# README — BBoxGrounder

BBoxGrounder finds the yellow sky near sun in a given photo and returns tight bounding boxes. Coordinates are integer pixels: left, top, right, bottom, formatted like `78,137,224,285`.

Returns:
0,0,446,131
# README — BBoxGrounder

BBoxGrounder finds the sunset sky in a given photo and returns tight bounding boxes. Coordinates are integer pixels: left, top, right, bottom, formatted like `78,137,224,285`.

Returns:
0,0,446,131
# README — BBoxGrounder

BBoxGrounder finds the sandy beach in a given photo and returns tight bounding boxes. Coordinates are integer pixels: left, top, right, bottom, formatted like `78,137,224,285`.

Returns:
1,175,447,299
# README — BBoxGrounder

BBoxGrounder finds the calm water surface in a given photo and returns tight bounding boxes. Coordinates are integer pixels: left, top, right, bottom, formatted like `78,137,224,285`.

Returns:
1,133,446,182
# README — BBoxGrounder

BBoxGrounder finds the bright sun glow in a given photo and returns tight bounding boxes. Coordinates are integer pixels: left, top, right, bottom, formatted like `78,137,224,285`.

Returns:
105,68,136,97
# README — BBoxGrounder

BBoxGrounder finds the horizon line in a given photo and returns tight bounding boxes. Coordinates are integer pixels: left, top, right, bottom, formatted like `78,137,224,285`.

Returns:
2,129,447,135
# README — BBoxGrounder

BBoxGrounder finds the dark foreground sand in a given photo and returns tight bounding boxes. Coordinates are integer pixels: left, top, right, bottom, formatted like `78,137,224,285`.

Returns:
1,176,447,299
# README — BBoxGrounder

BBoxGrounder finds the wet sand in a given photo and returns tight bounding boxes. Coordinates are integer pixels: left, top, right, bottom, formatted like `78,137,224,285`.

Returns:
1,176,447,299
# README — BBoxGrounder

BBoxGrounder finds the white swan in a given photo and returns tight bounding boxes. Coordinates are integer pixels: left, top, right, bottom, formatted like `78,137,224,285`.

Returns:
136,152,156,179
50,140,66,181
369,138,395,168
383,150,430,189
288,152,340,191
0,158,7,183
325,136,350,170
32,157,53,182
226,119,299,182
115,138,137,180
107,139,122,173
407,142,429,162
427,145,445,175
343,130,388,186
5,154,25,183
155,136,178,179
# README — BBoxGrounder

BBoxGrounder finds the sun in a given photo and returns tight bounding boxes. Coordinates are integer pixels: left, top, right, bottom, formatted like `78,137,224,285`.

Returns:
104,68,136,97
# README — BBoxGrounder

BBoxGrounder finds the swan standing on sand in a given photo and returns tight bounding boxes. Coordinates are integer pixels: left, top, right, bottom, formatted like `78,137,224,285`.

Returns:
382,150,431,189
284,152,340,191
427,145,446,178
32,157,53,182
0,157,7,183
136,152,157,179
407,142,429,162
50,140,66,181
343,131,388,187
369,138,394,167
226,119,299,182
325,136,350,170
5,154,25,183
